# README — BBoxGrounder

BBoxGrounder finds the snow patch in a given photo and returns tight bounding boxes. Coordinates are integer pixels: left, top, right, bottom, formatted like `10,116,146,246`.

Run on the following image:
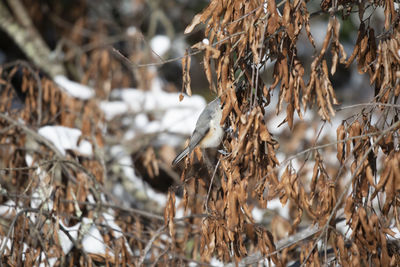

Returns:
251,207,264,222
82,218,112,256
38,126,92,156
58,221,80,255
150,35,171,57
267,198,290,219
54,75,95,100
0,200,17,218
100,101,129,120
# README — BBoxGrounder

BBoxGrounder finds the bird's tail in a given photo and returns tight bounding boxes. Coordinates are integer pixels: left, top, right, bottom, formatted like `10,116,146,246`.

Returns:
172,147,190,165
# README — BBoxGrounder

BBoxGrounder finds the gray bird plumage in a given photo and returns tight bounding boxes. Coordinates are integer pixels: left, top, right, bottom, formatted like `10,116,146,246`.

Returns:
172,98,223,165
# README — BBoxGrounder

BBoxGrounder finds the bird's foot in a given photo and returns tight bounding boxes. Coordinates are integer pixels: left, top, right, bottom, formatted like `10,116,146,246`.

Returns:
218,149,230,156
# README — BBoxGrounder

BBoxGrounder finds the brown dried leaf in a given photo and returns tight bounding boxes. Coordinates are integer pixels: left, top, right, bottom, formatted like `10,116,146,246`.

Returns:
259,121,271,142
337,123,345,163
344,196,353,223
346,22,365,68
357,32,369,73
164,190,176,238
203,50,214,90
221,93,232,127
286,103,294,129
227,81,241,116
182,50,192,96
319,18,334,59
185,14,202,34
266,0,281,35
184,1,219,34
384,0,395,30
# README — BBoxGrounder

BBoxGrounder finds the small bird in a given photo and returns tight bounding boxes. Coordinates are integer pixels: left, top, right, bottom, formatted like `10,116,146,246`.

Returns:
172,98,224,165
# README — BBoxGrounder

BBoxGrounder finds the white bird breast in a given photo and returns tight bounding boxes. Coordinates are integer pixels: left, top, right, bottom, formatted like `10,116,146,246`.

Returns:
200,118,224,148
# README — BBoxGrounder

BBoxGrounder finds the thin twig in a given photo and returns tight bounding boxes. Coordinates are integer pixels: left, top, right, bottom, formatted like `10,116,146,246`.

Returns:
205,159,221,214
281,130,392,165
138,225,166,266
0,189,207,223
335,102,400,111
111,31,246,69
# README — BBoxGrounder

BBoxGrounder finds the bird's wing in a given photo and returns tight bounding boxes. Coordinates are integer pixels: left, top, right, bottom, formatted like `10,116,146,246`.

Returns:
172,124,208,165
188,98,219,151
188,122,209,151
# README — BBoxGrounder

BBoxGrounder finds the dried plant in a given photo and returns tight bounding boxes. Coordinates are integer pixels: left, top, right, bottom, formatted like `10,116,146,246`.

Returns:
175,0,400,265
0,0,399,266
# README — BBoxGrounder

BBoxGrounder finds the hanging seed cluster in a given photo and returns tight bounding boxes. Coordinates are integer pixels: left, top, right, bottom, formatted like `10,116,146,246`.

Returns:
175,0,400,265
